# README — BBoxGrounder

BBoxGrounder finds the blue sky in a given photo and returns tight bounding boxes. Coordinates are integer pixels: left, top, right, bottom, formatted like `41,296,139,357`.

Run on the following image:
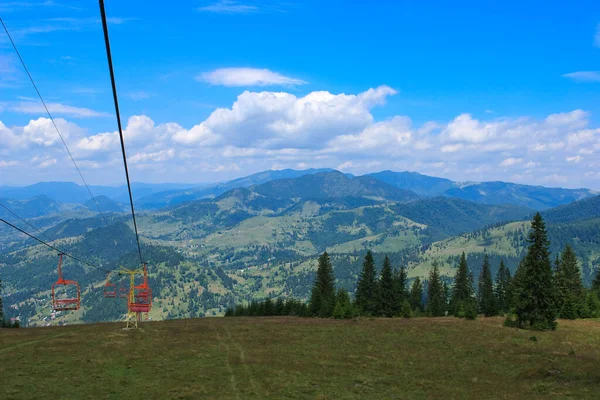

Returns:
0,0,599,188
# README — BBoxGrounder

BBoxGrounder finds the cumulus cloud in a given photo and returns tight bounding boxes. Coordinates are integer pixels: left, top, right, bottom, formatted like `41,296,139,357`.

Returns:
130,149,176,163
563,71,600,82
199,67,307,87
1,86,600,189
173,85,397,148
566,155,583,163
327,116,412,153
500,157,523,167
197,1,259,14
126,91,154,101
11,102,110,118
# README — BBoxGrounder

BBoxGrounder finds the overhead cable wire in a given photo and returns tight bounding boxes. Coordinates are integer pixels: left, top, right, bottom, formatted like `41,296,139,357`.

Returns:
0,202,115,270
98,0,143,265
0,17,110,229
0,202,54,241
0,217,110,273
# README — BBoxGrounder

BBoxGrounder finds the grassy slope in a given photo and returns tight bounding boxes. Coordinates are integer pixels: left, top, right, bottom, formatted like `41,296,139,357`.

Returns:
409,221,529,278
1,317,600,399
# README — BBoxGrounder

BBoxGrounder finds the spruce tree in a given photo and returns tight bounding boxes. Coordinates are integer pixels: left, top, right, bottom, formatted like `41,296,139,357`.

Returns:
275,297,285,316
555,245,585,319
478,254,497,316
333,288,352,319
592,269,600,298
427,263,445,317
378,256,395,317
410,277,424,313
264,298,274,316
0,276,3,326
393,266,409,314
514,213,558,330
355,250,378,315
309,252,336,317
443,281,450,313
450,252,474,316
494,260,512,314
510,260,525,310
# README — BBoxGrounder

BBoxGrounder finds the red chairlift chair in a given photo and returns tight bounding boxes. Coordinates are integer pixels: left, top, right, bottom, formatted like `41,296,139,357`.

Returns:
51,253,81,311
118,287,129,298
128,263,152,313
103,272,117,298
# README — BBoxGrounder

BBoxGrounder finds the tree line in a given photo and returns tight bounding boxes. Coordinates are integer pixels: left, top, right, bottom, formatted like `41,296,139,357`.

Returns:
0,275,20,328
226,213,600,330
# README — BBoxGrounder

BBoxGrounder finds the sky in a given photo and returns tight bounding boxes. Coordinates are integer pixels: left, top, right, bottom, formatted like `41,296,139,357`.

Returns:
0,0,599,189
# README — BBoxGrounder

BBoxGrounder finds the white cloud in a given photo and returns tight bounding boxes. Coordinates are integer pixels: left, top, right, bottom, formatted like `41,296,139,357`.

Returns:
543,174,568,184
500,157,523,167
174,86,397,148
130,149,176,163
327,116,412,152
72,87,103,95
544,109,588,130
2,85,600,189
197,1,259,14
0,160,19,167
441,143,464,153
563,71,600,82
199,68,306,87
524,161,539,168
531,142,565,152
11,16,134,38
596,23,600,47
212,163,241,172
31,155,57,168
11,102,110,118
126,91,154,101
19,117,83,147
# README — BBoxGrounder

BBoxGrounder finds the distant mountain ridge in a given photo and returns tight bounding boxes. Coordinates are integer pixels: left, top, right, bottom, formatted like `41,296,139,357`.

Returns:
1,169,596,214
136,168,336,209
367,171,596,210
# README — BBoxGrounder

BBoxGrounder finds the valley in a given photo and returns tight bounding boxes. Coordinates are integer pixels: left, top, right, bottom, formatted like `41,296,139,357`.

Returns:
1,169,599,326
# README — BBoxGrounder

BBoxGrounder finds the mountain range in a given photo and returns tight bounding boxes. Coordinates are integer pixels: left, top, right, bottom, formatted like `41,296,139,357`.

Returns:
0,169,599,327
1,169,596,212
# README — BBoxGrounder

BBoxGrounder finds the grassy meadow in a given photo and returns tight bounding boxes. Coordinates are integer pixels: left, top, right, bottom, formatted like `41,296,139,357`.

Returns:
2,317,600,399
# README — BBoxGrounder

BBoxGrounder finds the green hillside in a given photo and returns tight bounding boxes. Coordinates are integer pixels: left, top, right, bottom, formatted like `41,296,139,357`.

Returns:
2,176,599,327
2,317,600,399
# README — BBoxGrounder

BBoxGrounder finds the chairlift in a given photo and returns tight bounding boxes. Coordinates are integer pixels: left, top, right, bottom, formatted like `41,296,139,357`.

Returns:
103,272,117,298
119,287,129,298
128,263,152,313
51,253,81,311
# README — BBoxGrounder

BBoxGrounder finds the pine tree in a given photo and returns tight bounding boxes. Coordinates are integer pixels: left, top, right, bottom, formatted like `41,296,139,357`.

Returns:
410,277,424,313
355,250,378,315
264,298,274,316
494,260,512,314
427,263,445,317
0,276,3,326
514,213,558,330
555,245,585,319
393,266,409,314
450,252,474,316
333,288,352,319
443,281,450,313
478,254,497,316
378,256,395,317
592,269,600,298
275,297,285,316
309,252,336,317
510,260,526,310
